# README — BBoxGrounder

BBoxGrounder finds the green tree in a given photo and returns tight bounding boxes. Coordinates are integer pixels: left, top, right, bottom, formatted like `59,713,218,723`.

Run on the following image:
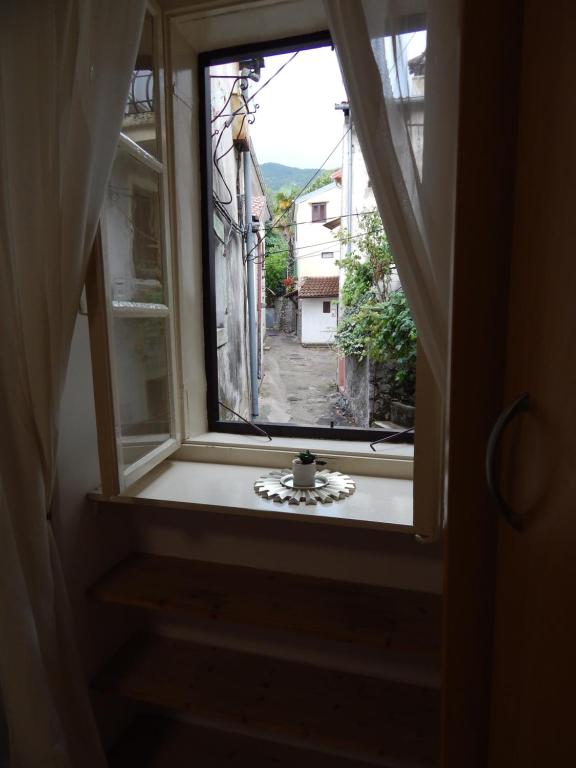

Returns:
264,223,288,305
336,210,393,306
300,169,334,196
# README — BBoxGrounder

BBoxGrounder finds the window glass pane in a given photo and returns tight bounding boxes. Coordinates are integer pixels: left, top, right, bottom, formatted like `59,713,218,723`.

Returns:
101,144,165,305
206,44,416,439
123,14,159,158
112,316,172,466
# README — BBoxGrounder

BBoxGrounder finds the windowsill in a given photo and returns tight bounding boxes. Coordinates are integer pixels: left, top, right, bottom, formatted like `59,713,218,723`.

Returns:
93,458,414,532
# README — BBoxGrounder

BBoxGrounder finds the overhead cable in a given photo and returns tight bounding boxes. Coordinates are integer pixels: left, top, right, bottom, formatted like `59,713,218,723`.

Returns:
245,126,352,264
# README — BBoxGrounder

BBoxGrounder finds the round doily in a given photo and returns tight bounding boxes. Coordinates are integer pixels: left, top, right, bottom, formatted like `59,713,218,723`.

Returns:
254,469,355,505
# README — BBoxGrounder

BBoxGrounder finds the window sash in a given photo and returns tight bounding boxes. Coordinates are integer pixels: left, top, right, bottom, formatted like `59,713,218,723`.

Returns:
199,34,414,444
88,7,181,495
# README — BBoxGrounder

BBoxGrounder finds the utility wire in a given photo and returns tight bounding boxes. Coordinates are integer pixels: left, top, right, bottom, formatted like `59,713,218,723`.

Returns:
225,52,299,122
265,228,385,260
211,76,242,124
218,402,272,441
211,53,299,207
213,113,249,205
245,126,352,264
269,209,380,230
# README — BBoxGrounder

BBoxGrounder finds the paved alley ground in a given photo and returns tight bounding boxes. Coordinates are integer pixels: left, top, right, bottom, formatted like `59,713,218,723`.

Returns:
258,332,351,426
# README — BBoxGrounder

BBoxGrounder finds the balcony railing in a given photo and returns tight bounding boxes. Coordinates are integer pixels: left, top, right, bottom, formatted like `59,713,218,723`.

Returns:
125,70,154,115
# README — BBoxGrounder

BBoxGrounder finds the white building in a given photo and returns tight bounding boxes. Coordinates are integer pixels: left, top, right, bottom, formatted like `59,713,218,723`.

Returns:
293,182,341,280
298,276,339,346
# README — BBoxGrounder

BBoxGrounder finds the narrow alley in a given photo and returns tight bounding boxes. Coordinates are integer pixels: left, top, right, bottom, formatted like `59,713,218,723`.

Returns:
258,333,351,426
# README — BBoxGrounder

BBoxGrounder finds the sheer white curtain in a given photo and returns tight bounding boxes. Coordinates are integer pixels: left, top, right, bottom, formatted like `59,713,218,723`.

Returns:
0,1,145,766
324,0,460,394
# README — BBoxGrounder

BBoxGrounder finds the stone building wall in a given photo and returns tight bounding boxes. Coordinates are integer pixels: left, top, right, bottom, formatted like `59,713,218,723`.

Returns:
273,295,298,335
344,356,412,427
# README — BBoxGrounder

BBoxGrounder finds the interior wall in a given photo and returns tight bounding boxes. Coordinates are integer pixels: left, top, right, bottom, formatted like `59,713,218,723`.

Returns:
56,315,138,745
176,0,327,52
56,316,135,672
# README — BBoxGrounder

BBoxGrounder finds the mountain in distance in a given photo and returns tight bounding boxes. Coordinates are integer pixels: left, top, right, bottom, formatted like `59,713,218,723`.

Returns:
260,162,335,195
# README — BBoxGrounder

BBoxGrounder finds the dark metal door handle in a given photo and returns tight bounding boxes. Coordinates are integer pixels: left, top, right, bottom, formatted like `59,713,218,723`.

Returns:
486,392,529,531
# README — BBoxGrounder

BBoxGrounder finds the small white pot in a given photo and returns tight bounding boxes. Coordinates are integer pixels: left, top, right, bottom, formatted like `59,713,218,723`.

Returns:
292,458,317,488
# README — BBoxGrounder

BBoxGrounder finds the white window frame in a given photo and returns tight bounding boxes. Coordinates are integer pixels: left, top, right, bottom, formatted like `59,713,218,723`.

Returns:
88,0,443,538
88,2,182,495
170,1,441,538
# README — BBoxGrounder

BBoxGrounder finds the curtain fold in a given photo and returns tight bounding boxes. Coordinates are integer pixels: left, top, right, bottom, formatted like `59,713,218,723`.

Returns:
324,0,460,395
0,1,145,766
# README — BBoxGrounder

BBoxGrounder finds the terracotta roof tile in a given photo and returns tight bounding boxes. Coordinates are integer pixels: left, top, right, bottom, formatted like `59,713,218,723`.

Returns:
299,276,340,298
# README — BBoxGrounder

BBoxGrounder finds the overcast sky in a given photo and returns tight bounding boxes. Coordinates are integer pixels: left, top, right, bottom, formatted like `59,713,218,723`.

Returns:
248,46,347,169
247,33,425,170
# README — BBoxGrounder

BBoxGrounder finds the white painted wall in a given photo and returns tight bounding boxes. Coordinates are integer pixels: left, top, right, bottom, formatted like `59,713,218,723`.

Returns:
300,297,338,344
294,183,341,279
56,315,138,747
340,122,403,292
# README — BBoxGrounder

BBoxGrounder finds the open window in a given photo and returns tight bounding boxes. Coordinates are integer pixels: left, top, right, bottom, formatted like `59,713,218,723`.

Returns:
200,33,422,444
87,0,443,538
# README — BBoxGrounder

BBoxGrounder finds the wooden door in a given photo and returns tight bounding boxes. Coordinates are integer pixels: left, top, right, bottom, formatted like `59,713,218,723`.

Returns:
488,2,576,764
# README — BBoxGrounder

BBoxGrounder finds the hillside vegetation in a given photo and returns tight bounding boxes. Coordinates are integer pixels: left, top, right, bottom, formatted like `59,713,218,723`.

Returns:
261,162,336,194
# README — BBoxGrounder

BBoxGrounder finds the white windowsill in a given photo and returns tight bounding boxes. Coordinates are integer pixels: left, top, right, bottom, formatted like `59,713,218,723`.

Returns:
96,458,414,532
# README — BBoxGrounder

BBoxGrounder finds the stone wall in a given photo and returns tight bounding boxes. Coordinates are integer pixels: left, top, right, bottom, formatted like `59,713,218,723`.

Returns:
344,356,370,427
370,360,398,422
216,228,251,419
274,295,298,335
344,356,411,427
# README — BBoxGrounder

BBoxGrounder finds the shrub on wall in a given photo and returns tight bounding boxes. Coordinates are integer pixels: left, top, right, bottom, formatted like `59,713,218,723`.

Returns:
334,212,417,404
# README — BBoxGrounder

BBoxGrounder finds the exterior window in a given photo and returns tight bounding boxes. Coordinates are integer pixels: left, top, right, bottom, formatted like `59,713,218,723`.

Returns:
85,9,439,529
311,202,327,222
199,33,414,444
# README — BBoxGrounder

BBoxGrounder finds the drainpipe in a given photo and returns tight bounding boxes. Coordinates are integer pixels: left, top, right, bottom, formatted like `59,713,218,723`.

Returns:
336,101,353,253
242,148,259,418
346,108,353,256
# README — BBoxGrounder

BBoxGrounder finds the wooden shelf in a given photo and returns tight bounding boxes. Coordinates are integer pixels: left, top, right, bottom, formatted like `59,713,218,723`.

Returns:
109,715,385,768
90,553,441,664
94,634,440,765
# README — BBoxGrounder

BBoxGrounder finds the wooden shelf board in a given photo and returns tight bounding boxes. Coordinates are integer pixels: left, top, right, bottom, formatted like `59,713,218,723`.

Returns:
95,634,440,766
90,553,442,664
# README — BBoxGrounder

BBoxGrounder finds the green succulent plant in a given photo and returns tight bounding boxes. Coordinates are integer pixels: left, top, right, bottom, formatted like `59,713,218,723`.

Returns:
297,450,326,466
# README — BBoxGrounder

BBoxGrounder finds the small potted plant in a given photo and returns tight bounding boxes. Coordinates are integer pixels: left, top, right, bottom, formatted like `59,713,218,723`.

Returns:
292,450,326,488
